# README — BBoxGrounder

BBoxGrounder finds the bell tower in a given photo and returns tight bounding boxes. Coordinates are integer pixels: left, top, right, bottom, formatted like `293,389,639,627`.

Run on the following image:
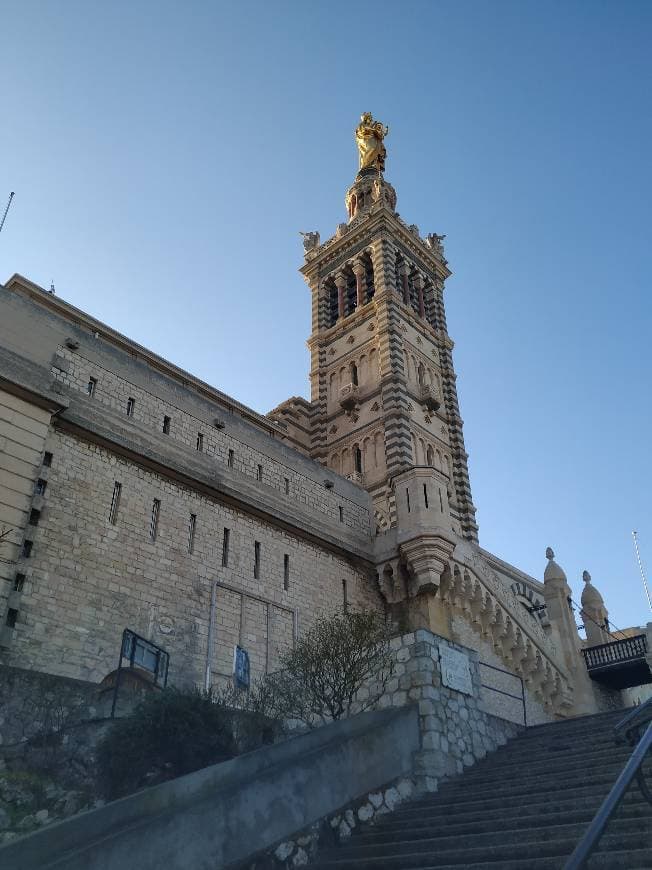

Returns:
293,114,478,543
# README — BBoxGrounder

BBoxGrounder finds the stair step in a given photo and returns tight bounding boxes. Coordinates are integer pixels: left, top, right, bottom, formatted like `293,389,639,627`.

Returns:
334,816,647,857
386,783,648,820
312,850,652,870
352,804,650,842
310,830,652,868
465,745,632,778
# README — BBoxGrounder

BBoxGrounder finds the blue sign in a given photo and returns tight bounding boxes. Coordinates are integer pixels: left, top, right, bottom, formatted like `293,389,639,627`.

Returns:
233,645,250,689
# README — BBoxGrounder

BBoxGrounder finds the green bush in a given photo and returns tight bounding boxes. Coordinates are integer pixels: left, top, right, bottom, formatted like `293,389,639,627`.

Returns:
97,687,236,799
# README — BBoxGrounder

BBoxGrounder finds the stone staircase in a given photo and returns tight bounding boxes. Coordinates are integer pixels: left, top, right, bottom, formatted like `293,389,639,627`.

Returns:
310,709,652,869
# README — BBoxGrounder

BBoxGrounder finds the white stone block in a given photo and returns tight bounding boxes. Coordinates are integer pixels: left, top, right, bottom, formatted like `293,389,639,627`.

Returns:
369,792,384,809
358,803,374,822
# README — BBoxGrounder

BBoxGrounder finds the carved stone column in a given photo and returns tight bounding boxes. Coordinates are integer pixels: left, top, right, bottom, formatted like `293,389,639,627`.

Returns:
353,259,366,308
335,273,346,320
414,272,426,319
399,262,410,307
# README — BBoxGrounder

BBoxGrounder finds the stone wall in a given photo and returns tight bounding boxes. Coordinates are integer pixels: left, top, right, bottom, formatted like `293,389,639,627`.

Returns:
372,629,521,790
451,614,553,726
3,427,382,686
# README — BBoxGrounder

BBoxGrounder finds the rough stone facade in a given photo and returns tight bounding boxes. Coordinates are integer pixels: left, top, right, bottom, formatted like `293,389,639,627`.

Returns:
0,122,628,720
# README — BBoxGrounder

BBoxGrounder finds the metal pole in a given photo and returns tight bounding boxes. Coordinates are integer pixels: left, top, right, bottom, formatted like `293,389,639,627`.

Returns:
632,531,652,614
205,580,218,692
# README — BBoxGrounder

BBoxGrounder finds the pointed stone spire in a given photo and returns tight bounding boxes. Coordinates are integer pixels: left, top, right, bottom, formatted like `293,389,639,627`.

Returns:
581,570,610,645
544,546,567,583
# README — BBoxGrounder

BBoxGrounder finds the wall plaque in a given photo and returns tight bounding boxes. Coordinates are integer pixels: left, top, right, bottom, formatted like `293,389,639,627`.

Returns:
440,645,473,696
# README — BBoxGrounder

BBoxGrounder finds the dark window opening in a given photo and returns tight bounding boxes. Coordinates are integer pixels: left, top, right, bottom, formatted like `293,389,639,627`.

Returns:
188,514,196,554
257,464,263,482
162,416,171,435
423,484,429,509
13,574,25,593
6,608,18,629
339,506,344,522
342,578,349,612
354,447,362,474
35,479,47,496
126,397,135,417
406,489,411,513
283,554,289,591
254,541,261,579
28,509,40,526
351,363,358,386
149,499,161,541
43,452,53,467
439,488,444,512
87,377,97,397
228,449,234,468
284,477,290,495
22,540,33,558
109,482,122,525
196,433,204,452
222,528,230,567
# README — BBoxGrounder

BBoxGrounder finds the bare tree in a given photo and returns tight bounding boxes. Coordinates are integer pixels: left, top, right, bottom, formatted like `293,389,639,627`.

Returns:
269,609,394,728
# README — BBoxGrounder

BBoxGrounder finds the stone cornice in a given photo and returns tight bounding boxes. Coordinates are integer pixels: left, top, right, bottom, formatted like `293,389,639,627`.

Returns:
54,398,376,567
3,274,281,438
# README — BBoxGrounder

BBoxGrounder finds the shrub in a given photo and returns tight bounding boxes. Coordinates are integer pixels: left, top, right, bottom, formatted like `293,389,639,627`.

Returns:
271,609,394,728
97,687,236,799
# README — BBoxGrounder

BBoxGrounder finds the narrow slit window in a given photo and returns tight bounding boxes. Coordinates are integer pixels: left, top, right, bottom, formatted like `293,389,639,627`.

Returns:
109,482,122,525
13,574,25,592
284,477,290,495
342,578,349,612
196,432,204,452
28,509,40,526
35,479,47,496
423,484,429,509
257,464,263,482
126,397,135,417
406,489,411,513
221,528,230,567
162,416,171,435
149,499,161,541
228,449,234,468
354,447,362,474
87,377,97,397
339,506,344,523
254,541,261,579
43,452,53,467
22,540,33,558
187,513,196,554
439,488,444,512
6,608,18,629
283,554,289,591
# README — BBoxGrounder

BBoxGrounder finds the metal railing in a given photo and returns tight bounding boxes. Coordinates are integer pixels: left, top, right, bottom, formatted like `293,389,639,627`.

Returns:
563,698,652,869
582,634,647,671
479,661,527,727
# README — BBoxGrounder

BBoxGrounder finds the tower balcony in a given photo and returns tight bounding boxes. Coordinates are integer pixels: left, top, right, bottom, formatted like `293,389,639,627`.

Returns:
339,383,359,410
582,633,652,690
419,384,441,411
346,471,364,485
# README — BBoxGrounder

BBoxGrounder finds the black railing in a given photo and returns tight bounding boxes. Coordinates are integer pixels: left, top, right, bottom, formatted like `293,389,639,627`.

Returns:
479,661,527,727
582,634,647,671
563,698,652,869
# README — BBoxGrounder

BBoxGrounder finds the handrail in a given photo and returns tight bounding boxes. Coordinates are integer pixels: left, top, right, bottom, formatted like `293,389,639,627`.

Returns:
479,661,527,727
614,696,652,744
563,718,652,869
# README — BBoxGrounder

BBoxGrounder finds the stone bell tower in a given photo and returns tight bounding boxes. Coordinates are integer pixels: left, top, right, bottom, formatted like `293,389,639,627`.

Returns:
271,114,477,543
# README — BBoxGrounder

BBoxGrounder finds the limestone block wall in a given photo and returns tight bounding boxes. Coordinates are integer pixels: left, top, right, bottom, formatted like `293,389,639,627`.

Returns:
371,630,521,790
50,345,370,534
0,389,51,572
2,428,382,686
451,614,553,726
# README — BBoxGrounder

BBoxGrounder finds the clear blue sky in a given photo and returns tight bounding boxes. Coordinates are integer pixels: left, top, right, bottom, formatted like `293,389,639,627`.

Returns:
2,1,651,632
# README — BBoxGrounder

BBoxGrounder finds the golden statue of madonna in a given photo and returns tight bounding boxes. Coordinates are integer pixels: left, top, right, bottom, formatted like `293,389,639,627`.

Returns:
355,112,389,172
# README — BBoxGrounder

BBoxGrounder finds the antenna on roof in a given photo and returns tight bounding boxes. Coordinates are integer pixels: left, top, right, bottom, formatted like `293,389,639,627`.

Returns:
0,192,15,236
632,530,652,614
48,280,56,295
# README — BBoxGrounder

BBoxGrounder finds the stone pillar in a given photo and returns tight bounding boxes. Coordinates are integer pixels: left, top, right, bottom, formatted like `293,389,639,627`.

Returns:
335,273,346,320
399,262,410,307
580,571,610,646
414,273,426,319
353,260,366,308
